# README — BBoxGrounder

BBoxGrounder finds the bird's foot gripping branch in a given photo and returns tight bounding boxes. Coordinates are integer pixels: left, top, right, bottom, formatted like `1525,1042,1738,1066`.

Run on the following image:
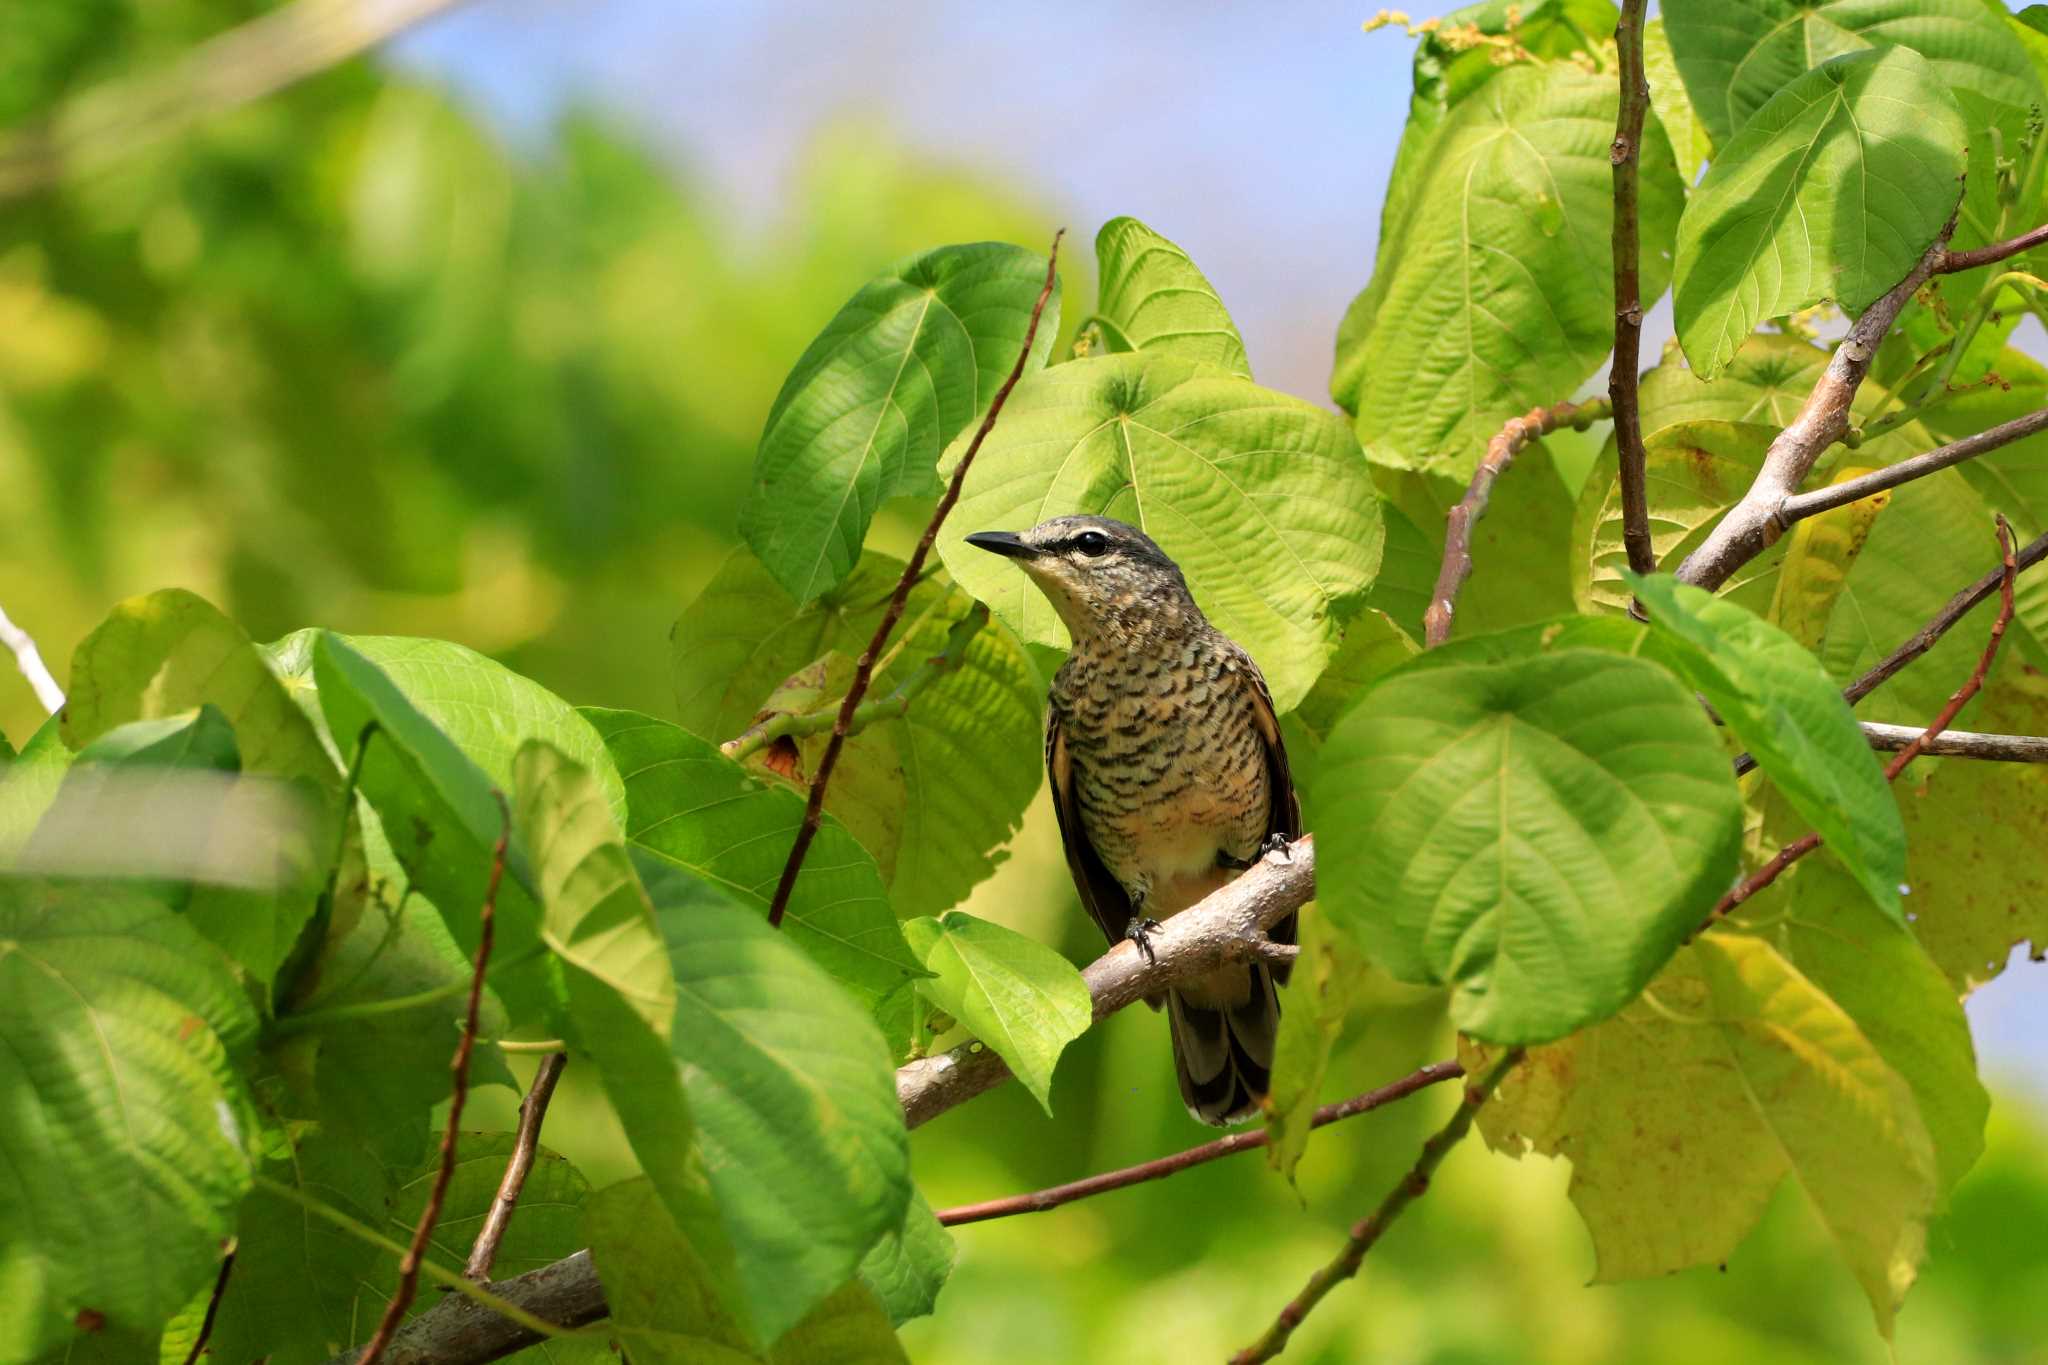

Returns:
13,4,2048,1363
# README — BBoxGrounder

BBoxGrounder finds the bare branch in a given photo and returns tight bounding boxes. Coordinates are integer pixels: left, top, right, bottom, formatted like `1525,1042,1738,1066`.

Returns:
0,0,471,199
178,1246,236,1365
1936,222,2048,275
766,231,1064,928
1676,222,1957,592
1426,398,1610,648
1856,723,2048,763
463,1052,568,1282
1707,519,2019,926
1778,408,2048,524
1842,527,2048,708
322,1251,607,1365
0,601,64,714
898,835,1316,1128
357,792,507,1365
934,1060,1463,1227
1229,1049,1523,1365
1608,0,1656,581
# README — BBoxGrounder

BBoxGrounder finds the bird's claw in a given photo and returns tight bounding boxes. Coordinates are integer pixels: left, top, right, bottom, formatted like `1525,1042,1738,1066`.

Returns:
1260,832,1294,863
1125,916,1162,965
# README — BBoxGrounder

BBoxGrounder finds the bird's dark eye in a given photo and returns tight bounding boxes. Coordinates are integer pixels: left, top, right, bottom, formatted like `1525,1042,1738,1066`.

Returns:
1074,530,1111,556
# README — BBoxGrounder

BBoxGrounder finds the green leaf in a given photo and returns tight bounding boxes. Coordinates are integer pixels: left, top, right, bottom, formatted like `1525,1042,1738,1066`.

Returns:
310,633,555,1022
1282,609,1420,829
1471,934,1938,1336
934,353,1382,710
1645,18,1711,186
670,550,1043,919
856,1191,954,1327
0,880,256,1359
0,715,70,863
1085,217,1251,377
1766,477,1894,652
1359,501,1436,643
1263,910,1366,1185
648,866,911,1345
1627,575,1904,920
768,1282,908,1365
738,242,1058,603
584,709,921,1012
512,739,675,1036
900,911,1090,1113
1664,0,2040,147
1334,61,1681,475
1318,643,1743,1043
1672,48,1966,380
584,1176,758,1365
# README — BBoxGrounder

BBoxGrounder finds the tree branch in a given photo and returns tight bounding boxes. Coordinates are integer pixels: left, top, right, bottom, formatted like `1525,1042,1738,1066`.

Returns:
1676,221,1957,592
1707,519,2018,925
1426,398,1610,648
0,0,472,199
1856,722,2048,763
0,600,64,714
357,792,507,1365
1608,0,1655,581
898,835,1316,1128
1841,526,2048,708
1936,222,2048,275
933,1060,1464,1227
322,1251,607,1365
1777,407,2048,524
463,1052,568,1282
1228,1049,1523,1365
722,604,988,763
178,1246,236,1365
765,231,1063,928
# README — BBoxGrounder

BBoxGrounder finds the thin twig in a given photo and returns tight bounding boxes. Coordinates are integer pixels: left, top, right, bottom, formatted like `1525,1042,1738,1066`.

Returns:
357,791,508,1365
765,230,1064,927
934,1061,1464,1227
1841,527,2048,707
179,1245,237,1365
1228,1049,1523,1365
0,601,64,714
1677,221,1957,592
1855,723,2048,763
1936,222,2048,275
1778,407,2048,523
1608,0,1655,580
463,1052,568,1282
722,603,989,762
1707,519,2018,925
1426,397,1610,647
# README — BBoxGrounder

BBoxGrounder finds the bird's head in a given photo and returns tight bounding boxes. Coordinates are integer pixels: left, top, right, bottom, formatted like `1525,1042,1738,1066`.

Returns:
965,515,1195,643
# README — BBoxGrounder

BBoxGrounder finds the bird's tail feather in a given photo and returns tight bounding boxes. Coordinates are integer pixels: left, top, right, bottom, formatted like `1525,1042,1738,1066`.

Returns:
1168,964,1280,1126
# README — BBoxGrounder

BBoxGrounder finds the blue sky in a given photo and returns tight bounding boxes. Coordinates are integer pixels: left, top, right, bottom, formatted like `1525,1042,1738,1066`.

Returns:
389,0,2048,1104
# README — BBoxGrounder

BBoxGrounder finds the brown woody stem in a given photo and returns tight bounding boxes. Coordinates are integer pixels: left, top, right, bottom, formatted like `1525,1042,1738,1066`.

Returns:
1608,0,1655,581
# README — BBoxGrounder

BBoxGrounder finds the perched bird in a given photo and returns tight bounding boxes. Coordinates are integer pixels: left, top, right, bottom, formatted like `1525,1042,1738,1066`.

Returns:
966,516,1299,1125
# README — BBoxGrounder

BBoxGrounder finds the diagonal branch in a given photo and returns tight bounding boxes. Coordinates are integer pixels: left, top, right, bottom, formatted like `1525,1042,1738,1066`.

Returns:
1676,221,1957,592
934,1060,1464,1226
1841,526,2048,708
1855,723,2048,763
765,231,1063,928
1608,0,1656,581
463,1052,568,1282
0,600,64,714
1777,408,2048,524
1936,222,2048,275
1426,398,1610,648
1228,1049,1524,1364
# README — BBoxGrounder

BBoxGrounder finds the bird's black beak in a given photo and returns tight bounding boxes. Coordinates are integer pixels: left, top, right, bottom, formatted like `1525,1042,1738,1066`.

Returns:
965,530,1039,560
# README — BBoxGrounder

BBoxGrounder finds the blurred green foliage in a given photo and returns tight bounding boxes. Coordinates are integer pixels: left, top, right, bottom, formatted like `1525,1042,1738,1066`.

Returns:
5,5,2048,1363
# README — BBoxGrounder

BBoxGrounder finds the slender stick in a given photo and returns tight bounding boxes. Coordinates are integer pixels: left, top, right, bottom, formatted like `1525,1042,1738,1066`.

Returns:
934,1061,1465,1227
1856,723,2048,763
1228,1050,1523,1365
357,792,508,1365
463,1052,568,1282
1608,0,1655,580
1778,408,2048,523
178,1246,237,1365
0,600,64,714
764,231,1063,927
1937,222,2048,275
1706,519,2019,926
1426,398,1609,647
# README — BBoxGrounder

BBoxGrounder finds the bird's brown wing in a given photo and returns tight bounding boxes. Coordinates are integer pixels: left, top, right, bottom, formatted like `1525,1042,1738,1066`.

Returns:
1045,704,1132,947
1243,662,1301,984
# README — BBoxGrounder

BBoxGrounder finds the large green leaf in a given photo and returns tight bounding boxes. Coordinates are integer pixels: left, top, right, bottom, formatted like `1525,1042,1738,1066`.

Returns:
584,709,920,1013
0,880,256,1359
1663,0,2040,146
934,353,1382,710
1645,18,1712,186
1470,934,1938,1336
1262,909,1367,1185
1333,60,1682,475
1672,48,1966,379
737,242,1057,603
856,1191,954,1328
1083,217,1251,377
0,716,70,863
900,911,1090,1113
1629,576,1904,920
1317,642,1742,1043
1281,609,1420,829
671,550,1043,919
584,1177,758,1365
